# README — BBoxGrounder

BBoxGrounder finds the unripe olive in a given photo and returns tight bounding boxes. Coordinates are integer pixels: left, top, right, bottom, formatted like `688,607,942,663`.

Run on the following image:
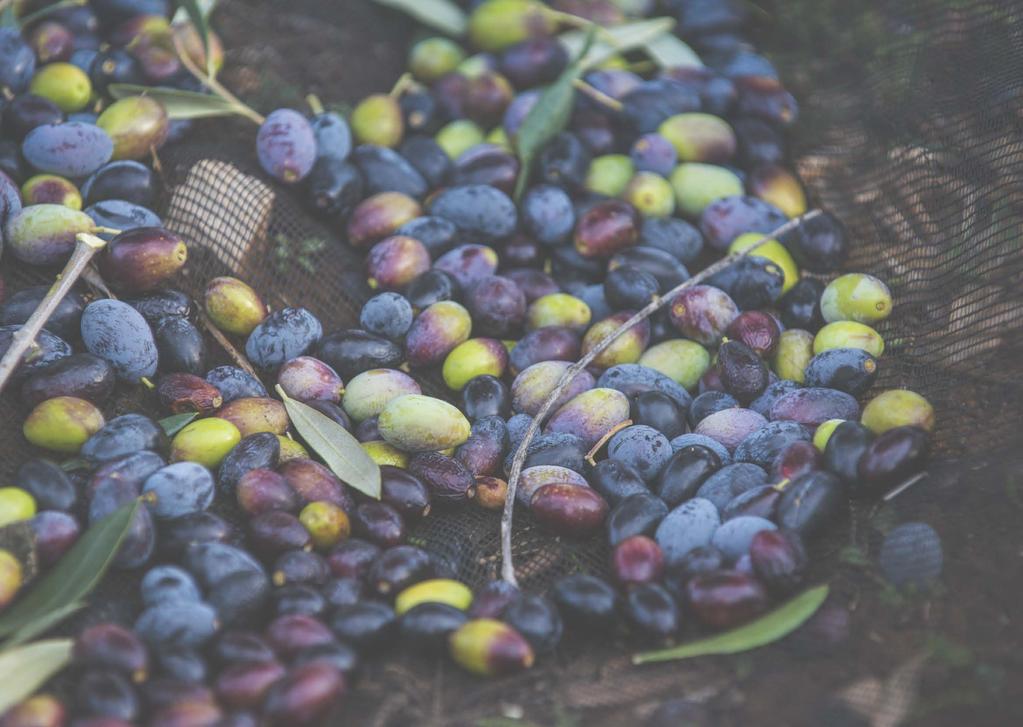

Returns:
29,62,91,112
204,277,267,336
171,417,242,468
351,94,403,148
23,396,105,453
97,97,169,160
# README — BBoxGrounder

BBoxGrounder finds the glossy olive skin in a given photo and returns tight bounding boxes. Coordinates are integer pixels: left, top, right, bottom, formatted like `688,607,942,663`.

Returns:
717,340,769,404
379,465,431,519
606,492,669,547
99,227,187,293
326,538,381,580
749,529,807,594
366,545,433,597
462,374,511,420
656,445,721,508
857,426,929,490
454,416,508,477
509,326,581,374
530,484,609,538
351,501,405,547
219,433,281,493
822,421,874,484
21,353,115,408
407,452,476,502
2,285,84,341
685,570,769,629
154,317,206,375
316,329,403,380
82,413,165,463
551,574,618,628
778,277,825,331
775,471,846,538
804,348,878,396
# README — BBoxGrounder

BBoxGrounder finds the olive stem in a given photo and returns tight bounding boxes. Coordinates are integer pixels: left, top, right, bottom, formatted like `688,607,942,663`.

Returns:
585,418,633,466
172,35,266,125
198,310,260,379
548,9,620,45
306,94,325,116
388,72,415,99
499,209,824,586
571,79,624,112
0,233,108,396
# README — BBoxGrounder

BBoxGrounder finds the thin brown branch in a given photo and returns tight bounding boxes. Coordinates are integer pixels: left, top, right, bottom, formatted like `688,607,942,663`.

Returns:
198,311,260,378
499,209,823,585
0,234,108,395
572,79,624,112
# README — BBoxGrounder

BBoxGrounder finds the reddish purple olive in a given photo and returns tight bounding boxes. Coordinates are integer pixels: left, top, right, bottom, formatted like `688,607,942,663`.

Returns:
530,483,608,538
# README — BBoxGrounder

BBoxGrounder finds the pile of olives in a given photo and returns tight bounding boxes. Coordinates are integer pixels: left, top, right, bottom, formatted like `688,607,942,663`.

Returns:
0,0,939,724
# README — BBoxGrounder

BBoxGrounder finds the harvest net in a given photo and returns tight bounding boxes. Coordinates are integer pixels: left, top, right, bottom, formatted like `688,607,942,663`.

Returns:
2,0,1022,723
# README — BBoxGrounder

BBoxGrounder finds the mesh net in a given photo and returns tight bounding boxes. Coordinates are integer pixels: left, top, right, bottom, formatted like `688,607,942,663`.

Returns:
3,0,1023,723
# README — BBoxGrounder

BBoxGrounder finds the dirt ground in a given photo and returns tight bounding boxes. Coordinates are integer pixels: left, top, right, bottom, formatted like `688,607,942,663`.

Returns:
131,0,1023,723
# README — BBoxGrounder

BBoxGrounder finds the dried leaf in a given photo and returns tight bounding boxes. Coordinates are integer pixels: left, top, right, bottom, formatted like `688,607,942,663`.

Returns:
512,29,598,201
0,639,74,714
0,500,139,644
276,386,381,499
159,411,199,436
372,0,467,37
633,584,830,663
108,85,242,120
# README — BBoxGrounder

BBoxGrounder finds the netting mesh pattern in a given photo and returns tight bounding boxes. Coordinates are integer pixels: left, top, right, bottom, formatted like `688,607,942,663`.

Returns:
1,0,1022,723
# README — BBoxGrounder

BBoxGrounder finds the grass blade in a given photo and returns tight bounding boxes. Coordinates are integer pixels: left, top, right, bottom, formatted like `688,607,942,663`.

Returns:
373,0,467,37
0,639,74,714
277,386,381,499
633,584,830,664
0,500,139,641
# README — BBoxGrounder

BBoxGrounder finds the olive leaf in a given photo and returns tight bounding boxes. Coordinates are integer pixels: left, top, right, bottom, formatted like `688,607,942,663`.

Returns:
159,411,199,436
0,500,139,645
0,639,74,714
512,29,598,201
276,385,381,500
15,0,82,27
108,84,243,120
633,584,830,664
175,0,216,78
0,0,16,28
559,17,676,72
3,602,84,649
645,34,703,69
372,0,467,37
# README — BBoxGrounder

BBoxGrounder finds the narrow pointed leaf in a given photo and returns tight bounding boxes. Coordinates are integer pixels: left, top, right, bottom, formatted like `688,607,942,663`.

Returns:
372,0,467,37
633,584,830,664
512,30,597,201
0,500,139,640
276,386,381,499
0,639,74,714
159,411,199,436
3,601,84,649
108,85,243,120
176,0,215,78
645,34,702,69
16,0,82,27
559,17,676,72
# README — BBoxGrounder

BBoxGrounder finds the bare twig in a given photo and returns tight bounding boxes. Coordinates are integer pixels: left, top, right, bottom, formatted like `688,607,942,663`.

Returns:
198,311,259,378
572,79,624,112
172,35,265,125
0,234,108,395
499,209,823,585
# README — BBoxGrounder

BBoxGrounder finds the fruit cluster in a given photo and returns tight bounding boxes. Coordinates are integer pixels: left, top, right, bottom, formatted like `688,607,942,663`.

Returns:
0,0,938,724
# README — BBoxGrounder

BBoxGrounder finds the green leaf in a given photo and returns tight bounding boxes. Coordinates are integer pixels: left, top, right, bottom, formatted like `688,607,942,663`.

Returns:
0,500,139,642
559,17,676,72
512,30,597,201
633,584,830,664
3,602,84,649
276,386,381,499
0,639,74,714
644,34,703,69
176,0,215,78
0,1,16,28
59,458,92,472
16,0,84,27
372,0,467,37
159,412,199,437
108,84,242,120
